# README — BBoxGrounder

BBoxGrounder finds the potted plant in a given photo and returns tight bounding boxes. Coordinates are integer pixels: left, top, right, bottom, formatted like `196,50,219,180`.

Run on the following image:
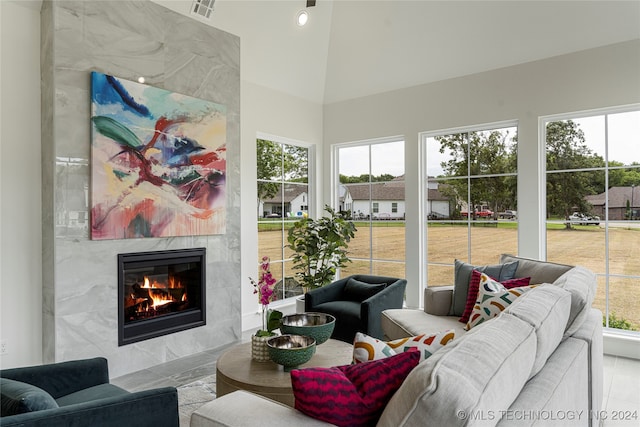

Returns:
287,205,356,310
249,256,283,361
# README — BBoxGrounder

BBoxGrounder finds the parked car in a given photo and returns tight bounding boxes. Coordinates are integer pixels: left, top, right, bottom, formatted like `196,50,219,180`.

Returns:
498,210,517,219
568,212,600,225
461,208,494,218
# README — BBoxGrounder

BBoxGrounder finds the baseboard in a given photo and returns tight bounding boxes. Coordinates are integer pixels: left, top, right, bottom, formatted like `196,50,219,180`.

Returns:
603,330,640,360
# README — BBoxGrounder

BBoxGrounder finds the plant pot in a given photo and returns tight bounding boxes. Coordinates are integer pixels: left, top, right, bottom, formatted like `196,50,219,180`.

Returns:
296,295,306,313
251,334,272,362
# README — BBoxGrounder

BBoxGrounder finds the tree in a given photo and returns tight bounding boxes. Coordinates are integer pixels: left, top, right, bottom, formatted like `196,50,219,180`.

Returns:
257,139,308,204
339,173,397,184
545,120,605,226
435,129,517,218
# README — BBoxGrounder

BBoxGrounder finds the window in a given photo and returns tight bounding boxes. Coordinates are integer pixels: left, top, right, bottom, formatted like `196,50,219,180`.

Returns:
543,107,640,333
257,136,311,302
422,122,518,288
335,138,405,278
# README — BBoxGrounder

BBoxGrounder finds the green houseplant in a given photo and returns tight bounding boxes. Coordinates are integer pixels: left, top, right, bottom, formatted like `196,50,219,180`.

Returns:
287,205,357,292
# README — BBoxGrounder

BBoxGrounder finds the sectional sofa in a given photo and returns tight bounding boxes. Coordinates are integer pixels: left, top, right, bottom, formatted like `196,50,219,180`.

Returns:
191,254,602,427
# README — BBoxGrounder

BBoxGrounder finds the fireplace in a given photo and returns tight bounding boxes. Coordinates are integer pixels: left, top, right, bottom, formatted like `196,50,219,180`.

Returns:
118,248,206,346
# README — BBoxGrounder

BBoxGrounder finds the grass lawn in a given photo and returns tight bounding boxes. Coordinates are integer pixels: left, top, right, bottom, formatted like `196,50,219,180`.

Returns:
258,221,640,330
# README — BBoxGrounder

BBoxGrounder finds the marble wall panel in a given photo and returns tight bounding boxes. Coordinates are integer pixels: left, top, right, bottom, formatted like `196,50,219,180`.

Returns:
42,0,241,377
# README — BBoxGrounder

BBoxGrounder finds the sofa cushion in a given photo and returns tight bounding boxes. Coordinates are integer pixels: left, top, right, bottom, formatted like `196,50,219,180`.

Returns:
343,278,385,302
191,390,334,427
353,330,455,363
465,277,538,330
381,309,466,340
499,253,573,284
451,259,519,316
504,285,572,377
291,350,420,427
378,314,537,427
0,378,59,415
55,383,129,407
551,266,597,338
503,338,589,425
460,269,531,323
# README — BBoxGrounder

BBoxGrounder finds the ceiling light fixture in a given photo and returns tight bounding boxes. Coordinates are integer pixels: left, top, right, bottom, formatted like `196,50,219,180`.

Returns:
296,10,309,26
296,0,316,27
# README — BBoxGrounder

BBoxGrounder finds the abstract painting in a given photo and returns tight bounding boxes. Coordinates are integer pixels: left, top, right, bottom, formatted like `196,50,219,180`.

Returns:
90,71,226,240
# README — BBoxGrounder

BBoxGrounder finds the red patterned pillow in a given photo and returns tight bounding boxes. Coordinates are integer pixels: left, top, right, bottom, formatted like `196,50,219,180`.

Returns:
459,269,531,324
291,350,420,427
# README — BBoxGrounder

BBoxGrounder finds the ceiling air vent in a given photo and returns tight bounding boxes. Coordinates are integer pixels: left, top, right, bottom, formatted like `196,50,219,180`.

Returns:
191,0,216,20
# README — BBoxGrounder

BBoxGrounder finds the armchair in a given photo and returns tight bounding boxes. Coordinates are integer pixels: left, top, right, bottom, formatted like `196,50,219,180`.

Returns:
305,275,407,342
0,357,178,427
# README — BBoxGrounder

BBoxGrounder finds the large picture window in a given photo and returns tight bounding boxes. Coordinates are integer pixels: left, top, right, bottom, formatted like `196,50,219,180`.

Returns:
257,137,311,302
422,123,518,288
335,138,405,278
543,107,640,333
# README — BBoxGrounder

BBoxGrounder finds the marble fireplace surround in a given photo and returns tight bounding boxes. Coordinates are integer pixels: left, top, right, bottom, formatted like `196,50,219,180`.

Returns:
41,0,241,378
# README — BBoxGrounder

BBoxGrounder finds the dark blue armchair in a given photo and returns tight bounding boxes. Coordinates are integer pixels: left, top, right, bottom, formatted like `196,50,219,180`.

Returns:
0,357,178,427
305,274,407,343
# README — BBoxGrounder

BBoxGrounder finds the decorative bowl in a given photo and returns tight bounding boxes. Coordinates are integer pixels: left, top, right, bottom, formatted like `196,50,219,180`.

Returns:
267,334,316,371
280,312,336,345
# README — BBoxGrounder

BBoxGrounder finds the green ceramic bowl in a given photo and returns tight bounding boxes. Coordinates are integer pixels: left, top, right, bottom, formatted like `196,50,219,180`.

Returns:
280,312,336,345
267,334,316,371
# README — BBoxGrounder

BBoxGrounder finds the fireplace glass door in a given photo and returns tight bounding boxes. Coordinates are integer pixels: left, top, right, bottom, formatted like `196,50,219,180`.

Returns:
118,248,206,345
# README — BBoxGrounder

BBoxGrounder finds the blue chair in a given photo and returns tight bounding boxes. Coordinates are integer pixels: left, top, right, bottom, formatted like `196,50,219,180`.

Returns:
0,357,178,427
305,275,407,343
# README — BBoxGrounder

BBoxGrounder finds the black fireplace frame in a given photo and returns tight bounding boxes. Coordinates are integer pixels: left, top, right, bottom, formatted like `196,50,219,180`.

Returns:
118,248,206,346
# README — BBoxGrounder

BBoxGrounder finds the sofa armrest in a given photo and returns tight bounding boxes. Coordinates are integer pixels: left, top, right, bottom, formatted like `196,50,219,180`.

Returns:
0,357,109,399
190,390,334,427
305,278,348,309
0,386,179,427
362,280,407,339
424,286,453,316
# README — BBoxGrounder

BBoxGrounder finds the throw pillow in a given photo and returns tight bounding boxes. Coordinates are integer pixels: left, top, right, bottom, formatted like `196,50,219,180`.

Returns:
450,259,519,316
465,275,537,330
0,378,59,416
343,278,386,302
459,270,531,324
353,330,455,364
291,350,420,427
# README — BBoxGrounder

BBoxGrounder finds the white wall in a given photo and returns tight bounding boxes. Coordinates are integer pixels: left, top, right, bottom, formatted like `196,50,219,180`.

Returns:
0,1,42,369
323,40,640,309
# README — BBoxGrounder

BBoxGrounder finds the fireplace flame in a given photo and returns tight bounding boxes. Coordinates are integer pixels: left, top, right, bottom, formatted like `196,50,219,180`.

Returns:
134,275,187,312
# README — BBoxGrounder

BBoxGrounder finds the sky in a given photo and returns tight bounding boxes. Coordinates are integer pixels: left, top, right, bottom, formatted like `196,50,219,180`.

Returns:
338,110,639,179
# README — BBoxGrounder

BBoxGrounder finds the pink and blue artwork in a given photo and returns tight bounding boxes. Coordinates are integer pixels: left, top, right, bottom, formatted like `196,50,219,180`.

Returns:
90,71,226,240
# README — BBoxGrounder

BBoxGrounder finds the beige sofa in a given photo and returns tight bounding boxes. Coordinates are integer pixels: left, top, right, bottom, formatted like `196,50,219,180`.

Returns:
191,255,603,427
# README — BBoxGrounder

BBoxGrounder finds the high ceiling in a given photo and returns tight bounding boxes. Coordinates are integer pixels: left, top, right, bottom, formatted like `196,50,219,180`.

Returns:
163,1,640,104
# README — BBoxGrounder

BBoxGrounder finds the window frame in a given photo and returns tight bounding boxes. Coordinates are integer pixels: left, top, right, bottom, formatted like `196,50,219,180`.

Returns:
332,136,406,278
540,104,640,334
419,120,519,294
256,132,315,306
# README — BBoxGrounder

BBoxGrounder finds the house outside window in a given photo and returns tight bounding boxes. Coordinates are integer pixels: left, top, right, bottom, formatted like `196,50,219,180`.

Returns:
335,138,405,278
421,122,518,288
257,136,312,302
543,107,640,334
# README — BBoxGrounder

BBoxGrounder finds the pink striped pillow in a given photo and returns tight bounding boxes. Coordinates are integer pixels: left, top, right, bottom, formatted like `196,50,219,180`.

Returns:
291,350,420,427
459,269,531,324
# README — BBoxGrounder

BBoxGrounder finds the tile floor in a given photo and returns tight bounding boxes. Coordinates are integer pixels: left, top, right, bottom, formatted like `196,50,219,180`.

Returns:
112,343,640,427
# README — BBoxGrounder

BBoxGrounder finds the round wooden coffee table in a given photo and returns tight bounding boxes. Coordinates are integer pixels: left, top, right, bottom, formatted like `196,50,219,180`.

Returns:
216,338,353,407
